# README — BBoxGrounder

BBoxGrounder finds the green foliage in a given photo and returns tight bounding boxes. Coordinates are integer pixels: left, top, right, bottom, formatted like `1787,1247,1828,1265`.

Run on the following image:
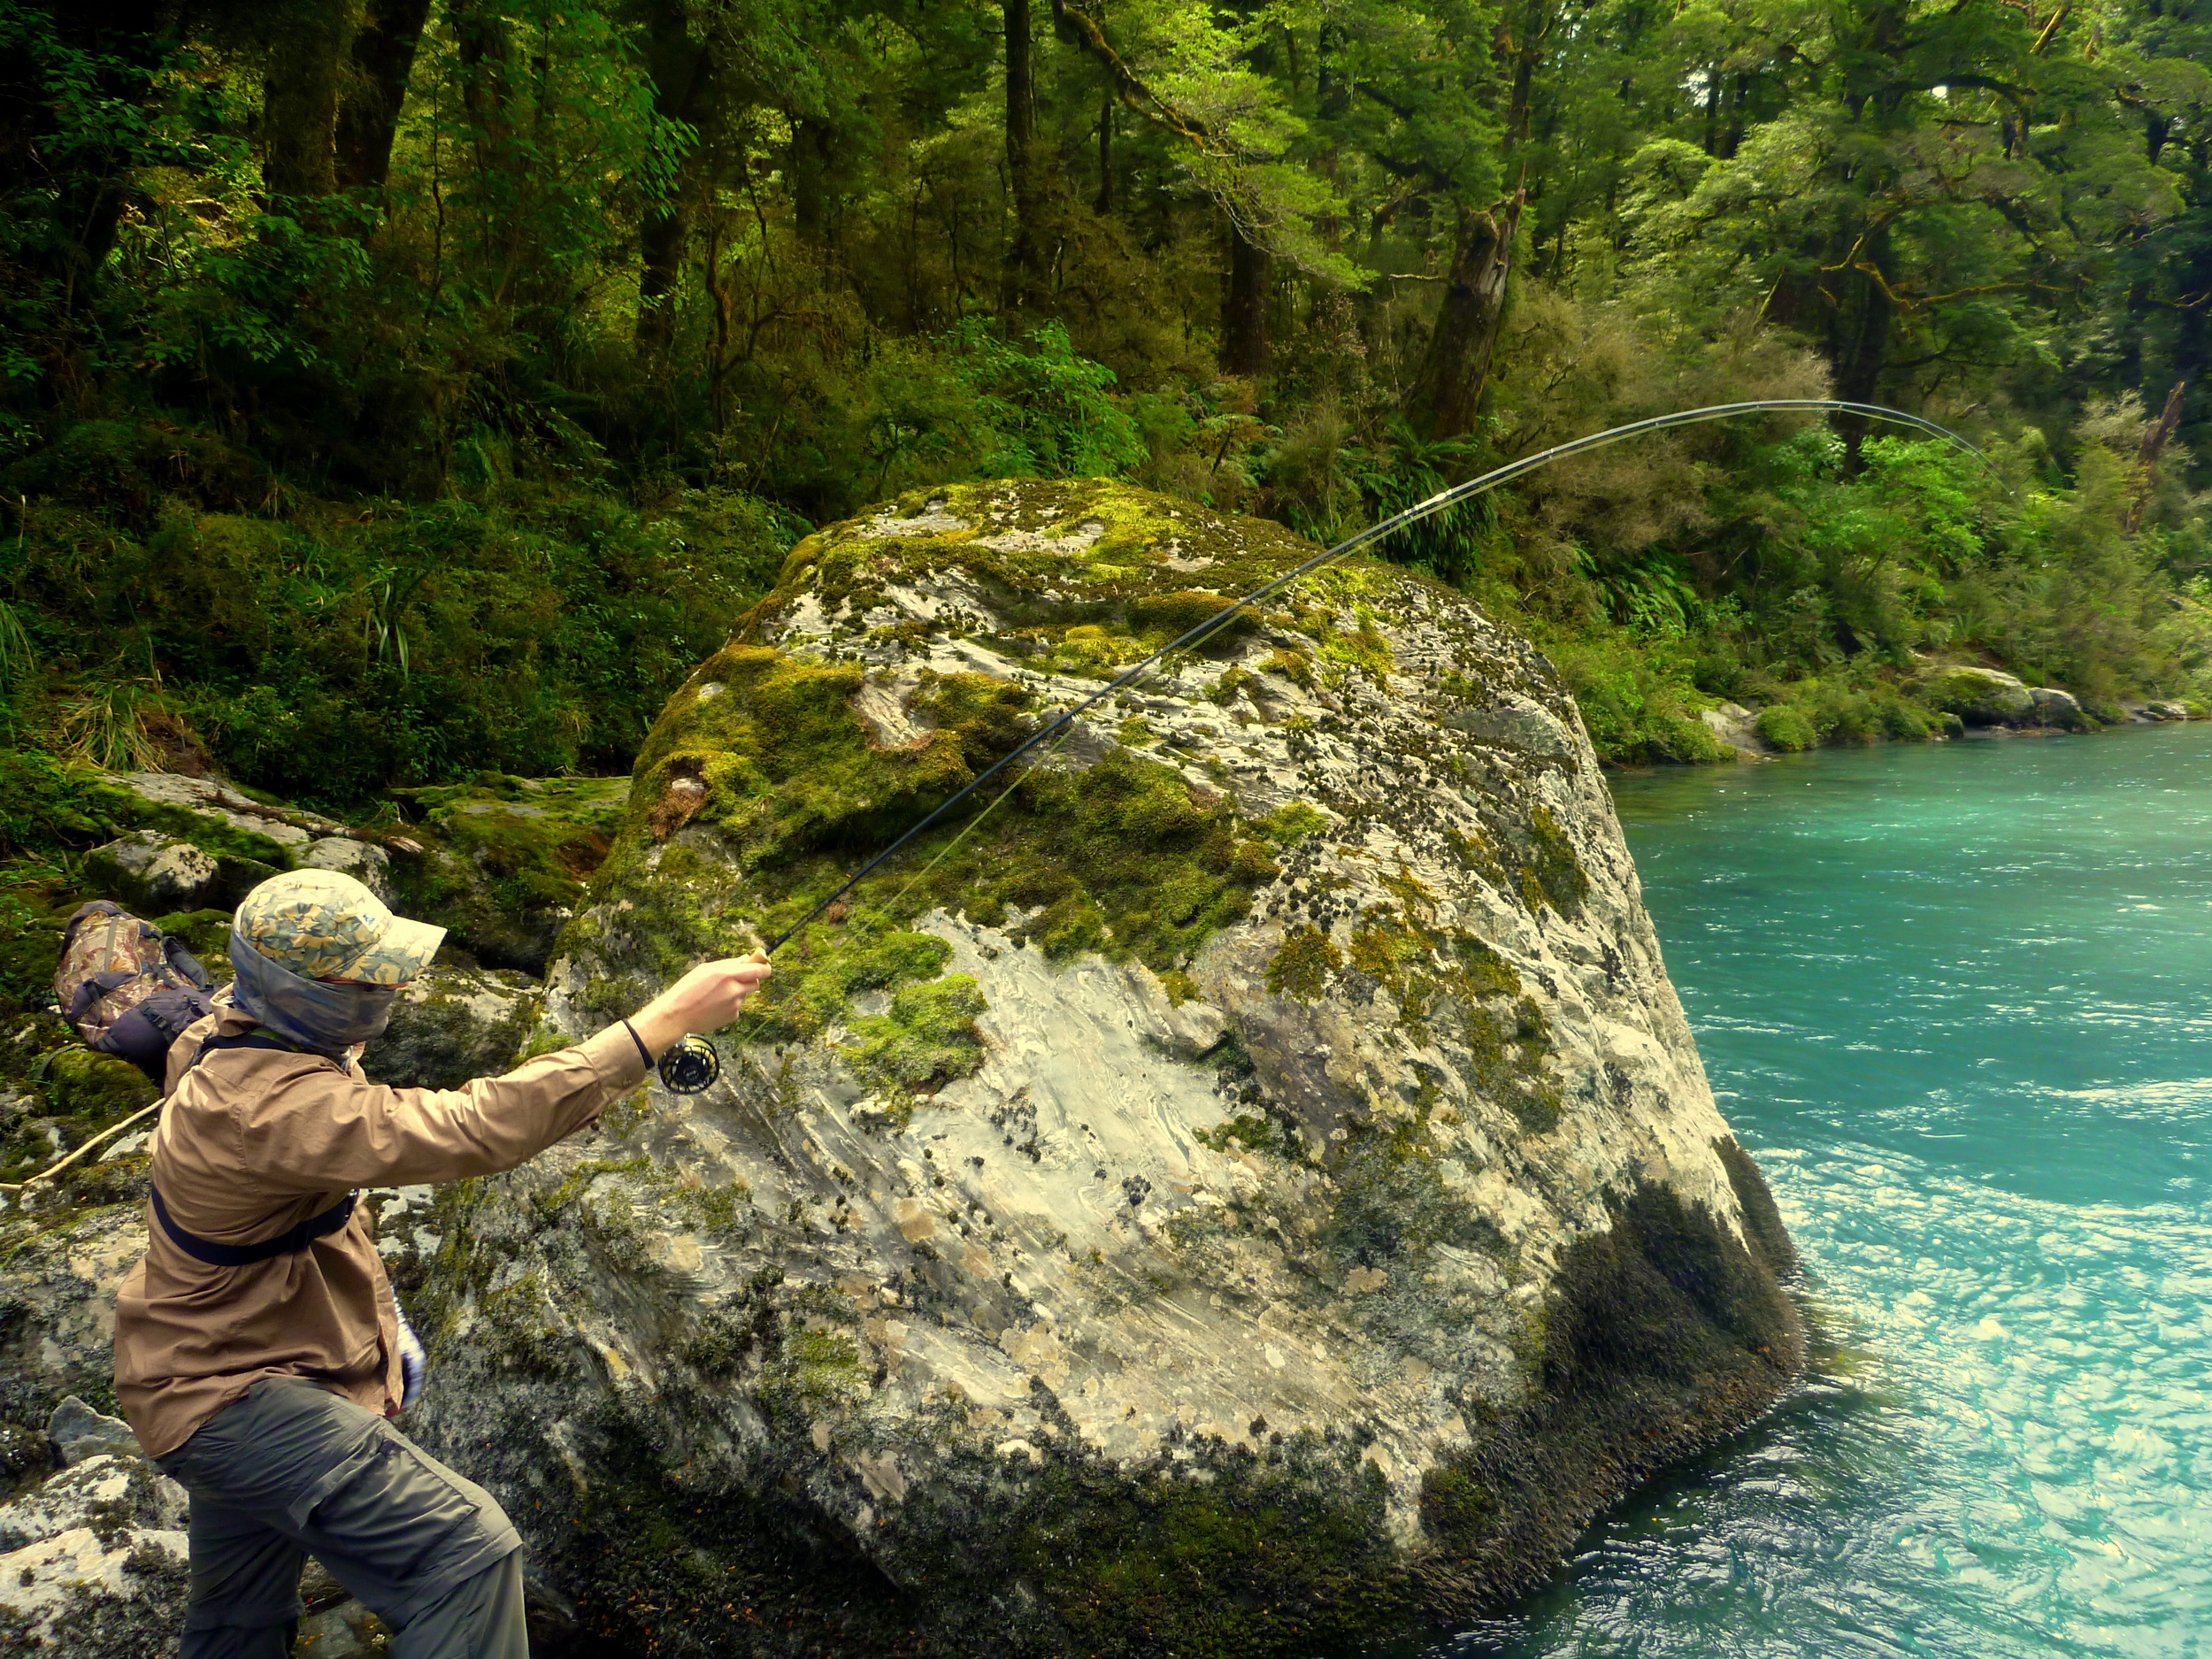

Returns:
1755,705,1816,753
0,0,2202,869
944,321,1147,480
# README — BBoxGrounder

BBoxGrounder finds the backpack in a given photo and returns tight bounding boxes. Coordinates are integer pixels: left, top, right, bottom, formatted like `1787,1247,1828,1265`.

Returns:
54,901,219,1086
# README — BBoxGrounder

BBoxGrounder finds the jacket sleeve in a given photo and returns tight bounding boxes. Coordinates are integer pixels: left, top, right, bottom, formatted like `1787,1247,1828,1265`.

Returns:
243,1025,652,1190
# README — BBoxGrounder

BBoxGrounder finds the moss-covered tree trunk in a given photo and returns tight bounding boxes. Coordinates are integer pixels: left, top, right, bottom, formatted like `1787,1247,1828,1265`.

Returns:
1003,0,1043,310
635,0,716,356
1223,219,1271,377
261,0,354,201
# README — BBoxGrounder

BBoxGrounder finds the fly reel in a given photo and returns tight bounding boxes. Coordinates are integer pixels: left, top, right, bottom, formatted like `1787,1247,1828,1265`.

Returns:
656,1035,722,1095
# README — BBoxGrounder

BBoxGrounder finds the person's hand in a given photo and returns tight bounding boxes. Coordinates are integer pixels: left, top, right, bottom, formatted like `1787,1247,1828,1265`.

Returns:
626,952,771,1057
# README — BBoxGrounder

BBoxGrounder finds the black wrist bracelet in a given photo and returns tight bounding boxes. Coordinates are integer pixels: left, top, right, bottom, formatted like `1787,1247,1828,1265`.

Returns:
620,1018,654,1071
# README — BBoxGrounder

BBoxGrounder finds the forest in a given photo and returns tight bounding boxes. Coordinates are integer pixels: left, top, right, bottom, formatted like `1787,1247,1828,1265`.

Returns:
2,0,2210,841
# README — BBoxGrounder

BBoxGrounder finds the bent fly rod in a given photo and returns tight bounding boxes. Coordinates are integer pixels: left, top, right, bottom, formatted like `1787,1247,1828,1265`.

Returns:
656,398,2001,1093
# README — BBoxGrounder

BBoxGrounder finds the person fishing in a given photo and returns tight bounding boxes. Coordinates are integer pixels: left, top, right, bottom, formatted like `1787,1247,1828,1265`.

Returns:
110,869,770,1658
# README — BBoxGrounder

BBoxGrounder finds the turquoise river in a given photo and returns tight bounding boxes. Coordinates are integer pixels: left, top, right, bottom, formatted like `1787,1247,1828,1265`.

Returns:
1413,720,2212,1658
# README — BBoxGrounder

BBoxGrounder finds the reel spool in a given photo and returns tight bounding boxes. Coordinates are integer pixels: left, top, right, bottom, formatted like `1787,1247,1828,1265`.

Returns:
656,1035,722,1095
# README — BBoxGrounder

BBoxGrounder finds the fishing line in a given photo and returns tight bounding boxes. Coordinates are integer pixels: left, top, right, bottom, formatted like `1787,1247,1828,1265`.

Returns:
659,397,1999,1090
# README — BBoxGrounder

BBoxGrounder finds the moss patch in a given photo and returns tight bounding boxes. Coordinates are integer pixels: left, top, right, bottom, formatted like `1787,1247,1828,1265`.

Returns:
1518,806,1588,918
841,972,987,1097
1265,925,1341,1002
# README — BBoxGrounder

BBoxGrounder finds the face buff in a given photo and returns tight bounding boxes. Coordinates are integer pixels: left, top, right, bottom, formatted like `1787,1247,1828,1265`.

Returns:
227,933,403,1054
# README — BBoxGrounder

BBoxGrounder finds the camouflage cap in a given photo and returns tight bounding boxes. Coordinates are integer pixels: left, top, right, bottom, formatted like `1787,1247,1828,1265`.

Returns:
234,870,444,985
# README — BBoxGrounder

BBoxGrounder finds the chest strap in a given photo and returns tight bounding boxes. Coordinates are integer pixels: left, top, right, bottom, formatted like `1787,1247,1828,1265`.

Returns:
150,1184,357,1267
154,1029,355,1267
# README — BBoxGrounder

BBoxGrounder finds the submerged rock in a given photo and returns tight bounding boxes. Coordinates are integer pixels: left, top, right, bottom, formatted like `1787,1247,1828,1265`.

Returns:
404,480,1804,1655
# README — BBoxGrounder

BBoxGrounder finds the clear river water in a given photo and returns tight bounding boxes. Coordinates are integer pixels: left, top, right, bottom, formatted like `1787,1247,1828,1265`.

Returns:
1413,721,2212,1658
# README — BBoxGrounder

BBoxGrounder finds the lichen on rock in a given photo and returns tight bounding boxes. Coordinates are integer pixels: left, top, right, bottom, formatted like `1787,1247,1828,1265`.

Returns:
405,478,1803,1655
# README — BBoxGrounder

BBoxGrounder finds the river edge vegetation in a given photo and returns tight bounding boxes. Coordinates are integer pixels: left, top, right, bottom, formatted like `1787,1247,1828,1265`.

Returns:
4,0,2212,988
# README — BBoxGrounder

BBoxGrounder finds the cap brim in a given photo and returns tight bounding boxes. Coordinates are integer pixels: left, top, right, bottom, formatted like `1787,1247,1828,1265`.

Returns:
337,915,447,986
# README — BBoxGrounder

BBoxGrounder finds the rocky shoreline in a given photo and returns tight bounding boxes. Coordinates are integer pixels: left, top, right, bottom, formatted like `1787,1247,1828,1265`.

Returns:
0,484,1807,1656
1692,665,2200,763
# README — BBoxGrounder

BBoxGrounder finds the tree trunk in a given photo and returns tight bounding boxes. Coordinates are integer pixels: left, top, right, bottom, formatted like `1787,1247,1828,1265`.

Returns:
1003,0,1041,309
1828,227,1894,460
791,119,839,246
2125,380,2189,532
1222,220,1271,376
0,0,171,320
1094,91,1112,214
1412,206,1512,441
634,0,717,353
450,0,515,158
334,0,433,191
262,0,354,200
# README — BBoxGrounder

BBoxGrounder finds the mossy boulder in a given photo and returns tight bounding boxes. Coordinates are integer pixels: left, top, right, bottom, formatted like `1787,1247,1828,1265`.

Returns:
1910,665,2035,726
362,959,541,1091
391,774,628,973
407,480,1801,1656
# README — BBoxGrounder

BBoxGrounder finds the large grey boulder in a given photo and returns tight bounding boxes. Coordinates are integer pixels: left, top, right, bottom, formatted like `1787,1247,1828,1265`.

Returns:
81,831,224,913
402,480,1802,1655
300,836,396,903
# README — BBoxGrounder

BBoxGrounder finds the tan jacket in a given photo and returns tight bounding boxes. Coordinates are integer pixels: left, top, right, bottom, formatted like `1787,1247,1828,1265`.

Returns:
114,1005,648,1457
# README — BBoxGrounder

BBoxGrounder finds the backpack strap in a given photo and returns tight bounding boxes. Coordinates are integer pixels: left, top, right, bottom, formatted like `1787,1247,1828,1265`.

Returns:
148,1183,357,1267
152,1029,357,1266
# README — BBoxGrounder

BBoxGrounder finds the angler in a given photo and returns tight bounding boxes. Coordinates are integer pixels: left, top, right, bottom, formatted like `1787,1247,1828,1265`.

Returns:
109,870,769,1657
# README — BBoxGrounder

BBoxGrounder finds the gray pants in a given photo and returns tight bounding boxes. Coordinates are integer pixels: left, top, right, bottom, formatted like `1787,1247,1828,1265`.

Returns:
157,1377,529,1659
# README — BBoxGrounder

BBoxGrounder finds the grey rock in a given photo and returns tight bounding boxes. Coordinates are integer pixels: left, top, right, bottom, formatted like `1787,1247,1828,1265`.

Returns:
82,828,278,914
1440,696,1577,757
0,1201,150,1426
1696,703,1764,753
0,1452,186,1550
398,480,1802,1654
114,772,333,847
47,1396,140,1468
300,836,396,903
2026,687,2094,730
82,831,220,912
362,962,541,1091
0,1452,189,1655
295,1601,386,1655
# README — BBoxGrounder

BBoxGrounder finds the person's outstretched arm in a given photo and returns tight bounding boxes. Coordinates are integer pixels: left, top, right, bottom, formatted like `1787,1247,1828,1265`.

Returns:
242,955,772,1191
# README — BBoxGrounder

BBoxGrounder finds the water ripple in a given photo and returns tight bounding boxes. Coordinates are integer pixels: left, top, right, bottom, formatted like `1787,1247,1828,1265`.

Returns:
1402,728,2212,1659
